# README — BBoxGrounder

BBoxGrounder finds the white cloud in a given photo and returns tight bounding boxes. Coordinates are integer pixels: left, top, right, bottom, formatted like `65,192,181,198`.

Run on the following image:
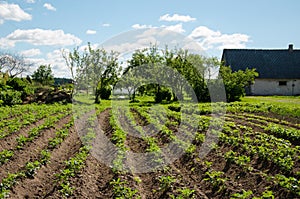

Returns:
0,28,82,48
0,2,32,23
132,24,153,29
78,43,99,52
159,14,196,22
189,26,221,38
102,23,110,27
163,23,185,34
26,49,71,78
132,23,185,34
20,48,41,57
46,49,72,77
189,26,250,50
43,3,56,11
86,29,97,35
103,27,189,55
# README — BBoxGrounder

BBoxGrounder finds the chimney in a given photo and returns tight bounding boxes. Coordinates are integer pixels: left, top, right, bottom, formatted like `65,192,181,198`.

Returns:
289,44,293,52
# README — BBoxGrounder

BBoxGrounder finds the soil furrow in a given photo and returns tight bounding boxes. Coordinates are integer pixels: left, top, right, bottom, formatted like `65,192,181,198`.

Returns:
10,126,81,198
65,109,115,198
0,115,71,180
0,117,47,151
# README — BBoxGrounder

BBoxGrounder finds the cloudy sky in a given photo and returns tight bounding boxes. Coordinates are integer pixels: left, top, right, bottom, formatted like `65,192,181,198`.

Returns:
0,0,299,77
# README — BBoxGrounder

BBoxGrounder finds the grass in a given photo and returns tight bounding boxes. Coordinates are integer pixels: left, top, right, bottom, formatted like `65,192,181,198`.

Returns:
240,96,300,118
241,96,300,106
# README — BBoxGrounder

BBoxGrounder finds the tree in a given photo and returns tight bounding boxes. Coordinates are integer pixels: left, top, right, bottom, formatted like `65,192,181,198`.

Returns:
63,42,120,103
0,52,32,77
218,65,258,102
32,65,54,86
121,45,166,102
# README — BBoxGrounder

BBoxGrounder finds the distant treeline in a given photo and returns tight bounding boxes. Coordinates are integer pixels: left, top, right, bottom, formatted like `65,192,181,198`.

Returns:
54,78,73,86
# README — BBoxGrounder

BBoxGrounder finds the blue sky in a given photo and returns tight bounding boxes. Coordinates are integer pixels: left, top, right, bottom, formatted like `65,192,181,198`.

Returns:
0,0,300,77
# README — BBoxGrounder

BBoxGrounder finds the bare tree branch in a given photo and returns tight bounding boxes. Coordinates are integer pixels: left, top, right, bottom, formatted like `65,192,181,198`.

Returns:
0,52,32,77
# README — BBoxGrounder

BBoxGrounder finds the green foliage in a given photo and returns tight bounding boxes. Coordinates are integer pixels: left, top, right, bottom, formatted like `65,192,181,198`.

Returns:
56,145,89,197
97,84,111,101
59,182,75,197
64,42,120,103
7,77,32,100
231,189,253,198
110,178,140,199
0,89,22,106
32,64,54,85
218,65,258,102
204,170,227,192
154,87,172,103
40,149,51,165
274,174,300,195
253,190,275,199
158,175,176,191
0,150,14,165
25,160,41,178
224,150,250,167
0,172,25,198
170,188,195,199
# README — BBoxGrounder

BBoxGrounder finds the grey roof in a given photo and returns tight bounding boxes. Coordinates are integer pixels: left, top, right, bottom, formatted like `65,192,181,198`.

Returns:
221,48,300,79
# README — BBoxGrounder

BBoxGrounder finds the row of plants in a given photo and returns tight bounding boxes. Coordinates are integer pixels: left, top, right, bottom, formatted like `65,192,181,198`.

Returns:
0,150,50,198
109,104,198,198
237,112,300,128
0,103,40,121
0,111,71,166
55,146,90,197
16,111,71,149
105,107,142,198
218,121,300,196
226,113,300,145
162,104,299,198
118,105,201,198
226,101,300,118
0,118,74,198
0,103,71,139
55,102,100,197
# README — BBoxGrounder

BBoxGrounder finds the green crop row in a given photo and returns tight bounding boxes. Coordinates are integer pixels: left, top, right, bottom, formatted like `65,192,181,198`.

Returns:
0,104,71,139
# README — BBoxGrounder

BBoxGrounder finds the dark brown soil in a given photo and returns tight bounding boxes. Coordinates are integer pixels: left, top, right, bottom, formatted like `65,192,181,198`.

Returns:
2,106,299,199
45,109,115,198
10,127,81,198
0,115,71,180
0,117,47,151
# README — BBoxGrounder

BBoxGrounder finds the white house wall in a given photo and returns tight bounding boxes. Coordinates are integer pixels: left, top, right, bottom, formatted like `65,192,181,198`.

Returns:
251,79,300,96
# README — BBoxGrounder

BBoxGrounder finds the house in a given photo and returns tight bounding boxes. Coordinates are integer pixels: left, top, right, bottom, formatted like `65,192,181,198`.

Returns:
221,44,300,96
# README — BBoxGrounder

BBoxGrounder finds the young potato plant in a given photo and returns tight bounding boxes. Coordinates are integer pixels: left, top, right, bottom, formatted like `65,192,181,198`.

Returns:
203,170,227,192
0,150,14,165
110,178,140,199
25,160,41,178
56,146,90,197
0,172,25,198
231,189,253,199
158,175,176,192
170,188,196,199
40,149,51,165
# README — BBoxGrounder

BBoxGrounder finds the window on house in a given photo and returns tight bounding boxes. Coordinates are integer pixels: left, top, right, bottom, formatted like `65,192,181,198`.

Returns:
279,81,287,86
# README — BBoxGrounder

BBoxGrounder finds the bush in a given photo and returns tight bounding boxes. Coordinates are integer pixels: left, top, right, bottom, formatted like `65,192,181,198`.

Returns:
7,78,32,100
218,66,258,102
155,87,172,103
95,85,112,103
99,86,112,100
0,90,22,106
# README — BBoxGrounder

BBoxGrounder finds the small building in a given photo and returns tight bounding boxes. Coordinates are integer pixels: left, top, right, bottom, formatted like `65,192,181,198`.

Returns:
221,44,300,96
